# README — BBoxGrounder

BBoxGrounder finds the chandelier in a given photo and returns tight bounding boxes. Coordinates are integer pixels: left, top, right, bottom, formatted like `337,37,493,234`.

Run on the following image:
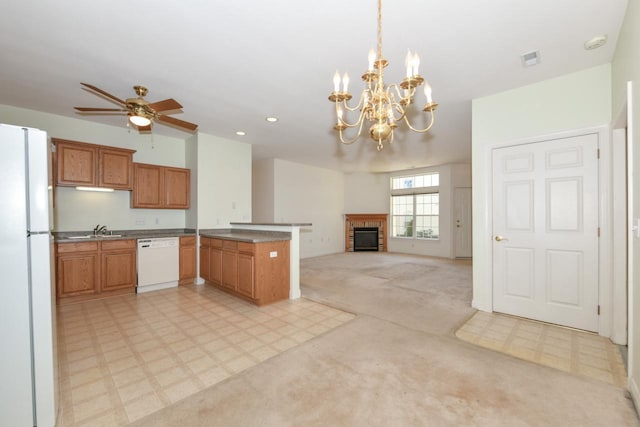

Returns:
328,0,437,151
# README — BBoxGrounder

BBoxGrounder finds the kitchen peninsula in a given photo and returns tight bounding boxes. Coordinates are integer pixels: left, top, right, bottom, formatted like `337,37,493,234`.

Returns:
201,222,311,301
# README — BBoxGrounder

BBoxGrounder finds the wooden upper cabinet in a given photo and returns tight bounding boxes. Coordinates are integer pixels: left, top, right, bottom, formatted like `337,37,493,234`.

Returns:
55,140,97,186
164,167,190,209
132,163,163,208
53,139,135,189
99,148,134,189
131,162,191,209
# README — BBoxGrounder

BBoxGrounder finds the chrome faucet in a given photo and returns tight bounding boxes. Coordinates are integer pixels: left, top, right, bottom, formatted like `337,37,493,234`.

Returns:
94,225,108,235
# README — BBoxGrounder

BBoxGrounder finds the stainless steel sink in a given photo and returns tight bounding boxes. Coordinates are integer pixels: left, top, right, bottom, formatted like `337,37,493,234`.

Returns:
67,235,92,239
98,234,122,238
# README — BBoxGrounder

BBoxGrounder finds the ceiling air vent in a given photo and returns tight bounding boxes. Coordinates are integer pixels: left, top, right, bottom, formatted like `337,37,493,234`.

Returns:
521,50,541,67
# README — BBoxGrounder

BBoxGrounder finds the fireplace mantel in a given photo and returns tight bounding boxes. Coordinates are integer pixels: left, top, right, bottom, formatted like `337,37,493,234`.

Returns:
344,214,388,252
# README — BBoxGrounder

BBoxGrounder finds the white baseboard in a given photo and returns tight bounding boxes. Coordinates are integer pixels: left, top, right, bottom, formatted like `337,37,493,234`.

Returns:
630,376,640,414
471,299,489,311
136,280,179,293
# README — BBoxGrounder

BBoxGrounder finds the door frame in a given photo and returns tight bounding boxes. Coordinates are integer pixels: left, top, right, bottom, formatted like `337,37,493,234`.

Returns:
477,125,621,338
611,99,628,346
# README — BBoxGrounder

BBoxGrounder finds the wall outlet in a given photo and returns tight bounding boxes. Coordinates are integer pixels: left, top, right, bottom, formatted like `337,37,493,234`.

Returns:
155,218,159,224
269,251,278,258
135,218,145,226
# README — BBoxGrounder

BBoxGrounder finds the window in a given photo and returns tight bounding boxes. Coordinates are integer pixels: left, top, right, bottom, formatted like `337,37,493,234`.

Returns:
391,173,439,240
391,173,439,190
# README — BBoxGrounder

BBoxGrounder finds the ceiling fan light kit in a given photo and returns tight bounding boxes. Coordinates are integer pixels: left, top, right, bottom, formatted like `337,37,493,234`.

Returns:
128,114,151,127
328,0,437,151
74,83,198,133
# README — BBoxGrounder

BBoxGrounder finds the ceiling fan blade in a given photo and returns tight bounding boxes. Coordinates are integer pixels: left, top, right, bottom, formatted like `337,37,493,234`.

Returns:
80,82,126,105
74,107,127,112
147,98,182,112
137,124,152,132
157,114,198,131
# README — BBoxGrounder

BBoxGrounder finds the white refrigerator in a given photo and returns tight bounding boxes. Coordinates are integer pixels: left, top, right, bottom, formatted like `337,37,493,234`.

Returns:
0,124,58,426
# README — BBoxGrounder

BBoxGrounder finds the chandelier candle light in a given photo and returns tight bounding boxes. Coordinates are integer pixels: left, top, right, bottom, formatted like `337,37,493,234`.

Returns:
328,0,437,151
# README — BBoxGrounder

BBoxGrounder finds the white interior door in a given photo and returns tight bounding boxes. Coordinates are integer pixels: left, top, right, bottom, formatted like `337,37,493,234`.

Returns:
492,134,599,332
454,187,472,258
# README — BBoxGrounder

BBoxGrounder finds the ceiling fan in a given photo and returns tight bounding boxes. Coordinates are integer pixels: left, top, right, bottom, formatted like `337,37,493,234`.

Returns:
74,83,198,132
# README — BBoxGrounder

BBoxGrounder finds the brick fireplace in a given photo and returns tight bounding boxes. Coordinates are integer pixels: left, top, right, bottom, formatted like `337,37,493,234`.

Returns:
344,214,388,252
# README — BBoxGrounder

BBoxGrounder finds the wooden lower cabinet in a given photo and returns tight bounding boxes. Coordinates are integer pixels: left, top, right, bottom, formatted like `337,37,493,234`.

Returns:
237,252,255,298
56,239,136,303
100,240,137,291
210,241,222,285
221,241,238,290
57,245,99,297
199,237,290,305
179,236,197,285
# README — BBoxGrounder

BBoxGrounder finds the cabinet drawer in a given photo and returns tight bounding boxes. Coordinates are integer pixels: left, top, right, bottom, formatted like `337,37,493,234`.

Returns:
222,240,237,250
210,238,223,248
56,241,99,253
180,236,196,246
237,242,254,254
101,239,136,251
200,237,211,247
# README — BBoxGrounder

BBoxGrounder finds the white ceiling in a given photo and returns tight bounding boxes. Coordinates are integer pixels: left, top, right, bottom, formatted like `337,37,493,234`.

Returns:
0,0,628,173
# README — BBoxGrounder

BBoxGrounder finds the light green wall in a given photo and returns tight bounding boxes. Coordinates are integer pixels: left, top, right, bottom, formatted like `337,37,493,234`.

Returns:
0,104,188,231
0,105,253,233
185,133,198,229
252,158,275,223
196,133,252,228
273,159,344,258
471,64,612,311
473,64,612,145
612,0,640,406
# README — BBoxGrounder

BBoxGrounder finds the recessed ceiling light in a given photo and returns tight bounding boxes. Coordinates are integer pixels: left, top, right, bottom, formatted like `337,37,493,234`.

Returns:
236,131,246,136
265,117,278,123
584,35,607,50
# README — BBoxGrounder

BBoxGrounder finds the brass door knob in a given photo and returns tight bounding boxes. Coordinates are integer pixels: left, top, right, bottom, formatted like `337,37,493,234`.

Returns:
494,235,507,242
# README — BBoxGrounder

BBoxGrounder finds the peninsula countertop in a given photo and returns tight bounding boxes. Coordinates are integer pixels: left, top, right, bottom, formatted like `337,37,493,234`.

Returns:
229,222,312,227
200,228,291,243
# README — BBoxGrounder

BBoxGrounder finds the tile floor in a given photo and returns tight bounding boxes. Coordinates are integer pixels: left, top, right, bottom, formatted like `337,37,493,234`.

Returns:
56,285,355,427
456,311,627,387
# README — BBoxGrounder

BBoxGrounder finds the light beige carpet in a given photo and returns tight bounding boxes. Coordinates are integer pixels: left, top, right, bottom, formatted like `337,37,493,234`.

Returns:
456,311,627,387
128,252,639,427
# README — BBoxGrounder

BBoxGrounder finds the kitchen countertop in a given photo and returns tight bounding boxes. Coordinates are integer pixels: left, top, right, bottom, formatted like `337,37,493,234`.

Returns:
200,228,291,243
230,222,312,227
54,228,196,243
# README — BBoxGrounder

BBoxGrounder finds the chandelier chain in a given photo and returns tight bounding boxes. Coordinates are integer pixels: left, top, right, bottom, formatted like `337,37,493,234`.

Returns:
377,0,383,63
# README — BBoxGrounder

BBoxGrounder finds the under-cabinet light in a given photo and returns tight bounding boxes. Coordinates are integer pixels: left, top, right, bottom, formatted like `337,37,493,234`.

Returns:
75,186,115,193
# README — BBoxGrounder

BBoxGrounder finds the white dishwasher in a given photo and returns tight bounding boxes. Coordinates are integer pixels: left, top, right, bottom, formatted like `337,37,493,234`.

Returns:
137,237,179,293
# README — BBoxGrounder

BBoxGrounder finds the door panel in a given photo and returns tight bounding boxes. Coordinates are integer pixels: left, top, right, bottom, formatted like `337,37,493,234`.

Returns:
546,250,582,306
547,178,582,231
454,188,472,258
505,181,534,230
493,133,599,331
504,248,534,299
